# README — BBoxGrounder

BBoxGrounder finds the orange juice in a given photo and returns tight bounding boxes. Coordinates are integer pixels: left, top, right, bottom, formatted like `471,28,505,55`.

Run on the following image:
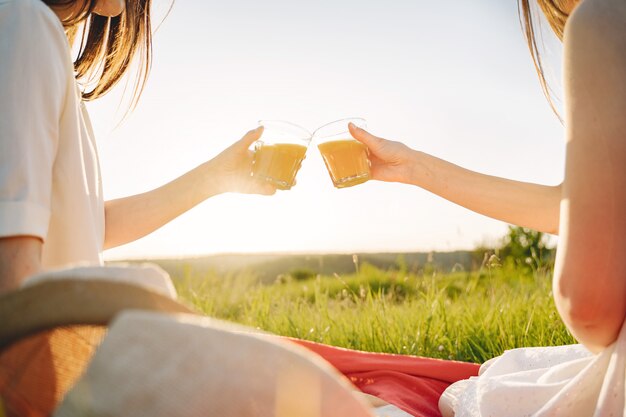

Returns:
252,143,307,190
317,139,370,188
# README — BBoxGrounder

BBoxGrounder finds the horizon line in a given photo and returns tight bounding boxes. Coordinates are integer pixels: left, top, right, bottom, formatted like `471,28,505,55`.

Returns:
104,248,482,262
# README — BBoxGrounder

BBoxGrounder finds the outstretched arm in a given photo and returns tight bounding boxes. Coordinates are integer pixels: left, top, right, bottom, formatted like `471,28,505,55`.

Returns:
348,125,561,234
552,0,626,352
104,127,275,249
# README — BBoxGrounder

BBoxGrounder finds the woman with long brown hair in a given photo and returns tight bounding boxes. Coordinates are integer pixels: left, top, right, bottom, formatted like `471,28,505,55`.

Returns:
0,0,276,293
347,0,626,414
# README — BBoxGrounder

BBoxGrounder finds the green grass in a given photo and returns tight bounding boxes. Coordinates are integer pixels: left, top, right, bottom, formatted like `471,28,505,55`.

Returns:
172,262,576,364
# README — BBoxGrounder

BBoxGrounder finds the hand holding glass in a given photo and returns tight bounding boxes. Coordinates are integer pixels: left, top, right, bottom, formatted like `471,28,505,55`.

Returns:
251,121,312,190
314,118,371,188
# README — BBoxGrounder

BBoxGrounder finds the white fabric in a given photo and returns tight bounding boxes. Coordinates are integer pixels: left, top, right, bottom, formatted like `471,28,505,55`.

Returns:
373,404,415,417
439,319,626,417
23,263,178,299
55,310,376,417
0,0,104,268
29,266,408,416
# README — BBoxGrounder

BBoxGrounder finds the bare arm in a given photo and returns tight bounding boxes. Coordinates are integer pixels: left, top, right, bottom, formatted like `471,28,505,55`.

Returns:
104,127,275,249
552,0,626,352
408,151,560,234
104,162,223,249
348,126,562,234
0,236,42,294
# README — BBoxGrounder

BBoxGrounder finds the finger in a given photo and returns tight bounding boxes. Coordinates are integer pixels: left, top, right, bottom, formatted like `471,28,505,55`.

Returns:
258,183,277,195
237,126,264,149
367,152,384,165
348,123,383,149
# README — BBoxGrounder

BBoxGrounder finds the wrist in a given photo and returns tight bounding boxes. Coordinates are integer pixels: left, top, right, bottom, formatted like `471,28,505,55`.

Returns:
404,150,434,188
195,160,227,199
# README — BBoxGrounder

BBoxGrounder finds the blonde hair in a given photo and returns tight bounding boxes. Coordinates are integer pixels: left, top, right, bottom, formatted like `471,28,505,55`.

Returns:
518,0,572,119
44,0,152,108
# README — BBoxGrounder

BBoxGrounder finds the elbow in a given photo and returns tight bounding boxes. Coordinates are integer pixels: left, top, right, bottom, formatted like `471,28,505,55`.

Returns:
554,272,625,352
561,311,623,353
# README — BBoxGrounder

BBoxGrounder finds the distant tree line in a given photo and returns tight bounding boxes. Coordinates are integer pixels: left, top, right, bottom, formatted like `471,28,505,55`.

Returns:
473,226,556,272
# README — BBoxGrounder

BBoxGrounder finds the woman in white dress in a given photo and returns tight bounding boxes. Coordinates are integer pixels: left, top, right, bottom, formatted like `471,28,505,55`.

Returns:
0,0,276,293
347,0,626,415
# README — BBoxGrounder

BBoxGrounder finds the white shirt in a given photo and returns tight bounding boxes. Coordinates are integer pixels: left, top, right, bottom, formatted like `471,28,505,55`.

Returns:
0,0,104,268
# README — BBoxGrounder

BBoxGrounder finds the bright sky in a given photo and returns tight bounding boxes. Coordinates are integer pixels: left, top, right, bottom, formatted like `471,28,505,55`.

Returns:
90,0,565,260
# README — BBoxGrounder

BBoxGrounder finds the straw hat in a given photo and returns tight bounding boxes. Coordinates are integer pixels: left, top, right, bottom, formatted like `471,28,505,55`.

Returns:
0,265,194,417
0,265,375,417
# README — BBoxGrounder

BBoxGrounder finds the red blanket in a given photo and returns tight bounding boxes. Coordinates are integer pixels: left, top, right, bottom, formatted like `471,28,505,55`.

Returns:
290,338,480,417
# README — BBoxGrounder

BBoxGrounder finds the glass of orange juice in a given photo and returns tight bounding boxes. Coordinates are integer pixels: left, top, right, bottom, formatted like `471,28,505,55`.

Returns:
314,118,371,188
252,120,312,190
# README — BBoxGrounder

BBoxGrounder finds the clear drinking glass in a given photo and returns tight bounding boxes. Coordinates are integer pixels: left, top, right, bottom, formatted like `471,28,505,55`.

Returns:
313,118,371,188
252,120,312,190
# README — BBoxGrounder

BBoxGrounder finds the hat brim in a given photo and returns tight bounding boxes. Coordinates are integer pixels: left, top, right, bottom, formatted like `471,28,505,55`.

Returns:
0,278,195,349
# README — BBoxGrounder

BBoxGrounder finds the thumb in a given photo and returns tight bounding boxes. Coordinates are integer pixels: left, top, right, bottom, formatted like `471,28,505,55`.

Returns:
349,123,382,149
237,126,264,149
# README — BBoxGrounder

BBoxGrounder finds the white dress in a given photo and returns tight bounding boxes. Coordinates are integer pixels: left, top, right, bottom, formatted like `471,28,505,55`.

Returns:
439,319,626,417
0,0,105,268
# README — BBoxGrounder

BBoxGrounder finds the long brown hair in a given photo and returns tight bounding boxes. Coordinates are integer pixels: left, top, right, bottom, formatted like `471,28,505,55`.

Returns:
43,0,152,108
518,0,571,118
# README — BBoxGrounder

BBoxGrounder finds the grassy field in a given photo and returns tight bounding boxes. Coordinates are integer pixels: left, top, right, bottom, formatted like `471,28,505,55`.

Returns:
172,261,576,364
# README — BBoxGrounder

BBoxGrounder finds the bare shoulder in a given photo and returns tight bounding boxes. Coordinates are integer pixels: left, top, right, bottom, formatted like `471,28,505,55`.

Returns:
564,0,626,71
563,0,626,132
566,0,626,43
